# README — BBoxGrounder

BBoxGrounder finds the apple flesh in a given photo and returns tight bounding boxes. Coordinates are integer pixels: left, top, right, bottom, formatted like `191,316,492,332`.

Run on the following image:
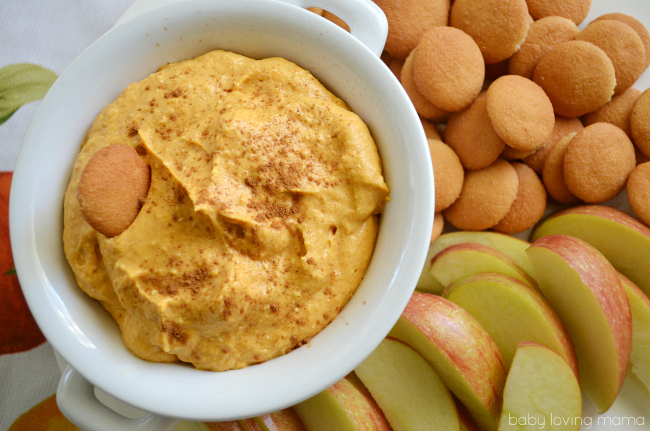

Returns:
238,419,263,431
354,337,460,431
293,373,391,431
416,245,445,294
619,273,650,393
389,292,506,431
206,423,243,431
498,342,582,431
443,272,577,374
526,235,632,413
417,231,533,294
240,409,305,431
205,422,244,431
455,399,481,431
429,243,537,289
217,425,243,431
530,205,650,298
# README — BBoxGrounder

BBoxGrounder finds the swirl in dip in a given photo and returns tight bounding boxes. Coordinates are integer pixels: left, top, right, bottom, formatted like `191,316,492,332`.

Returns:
63,50,389,371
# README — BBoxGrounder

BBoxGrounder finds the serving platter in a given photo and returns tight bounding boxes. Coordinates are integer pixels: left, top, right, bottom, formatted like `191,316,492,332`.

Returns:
25,0,650,428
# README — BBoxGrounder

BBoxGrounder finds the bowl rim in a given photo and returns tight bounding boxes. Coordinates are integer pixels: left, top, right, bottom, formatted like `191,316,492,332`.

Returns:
9,0,433,421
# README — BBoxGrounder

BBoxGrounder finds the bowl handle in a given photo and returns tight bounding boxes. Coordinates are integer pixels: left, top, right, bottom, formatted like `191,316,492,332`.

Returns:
277,0,388,57
57,365,179,431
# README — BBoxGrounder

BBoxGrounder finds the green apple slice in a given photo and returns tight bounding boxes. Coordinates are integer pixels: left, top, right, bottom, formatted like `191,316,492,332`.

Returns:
238,419,263,431
354,337,460,431
619,273,650,393
526,235,632,413
530,205,650,298
498,342,582,431
416,244,445,294
293,373,391,431
389,292,506,431
429,243,537,289
174,422,212,431
443,272,577,373
418,231,533,294
252,409,305,431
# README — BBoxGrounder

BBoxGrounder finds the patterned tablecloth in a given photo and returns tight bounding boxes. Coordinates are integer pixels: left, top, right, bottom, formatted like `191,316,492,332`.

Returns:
0,1,147,429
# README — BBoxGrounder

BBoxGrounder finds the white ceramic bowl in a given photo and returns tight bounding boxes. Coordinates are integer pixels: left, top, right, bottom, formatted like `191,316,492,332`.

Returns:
9,0,433,428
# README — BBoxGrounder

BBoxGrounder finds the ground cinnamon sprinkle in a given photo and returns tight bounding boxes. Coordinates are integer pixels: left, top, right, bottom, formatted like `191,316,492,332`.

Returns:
142,267,208,296
128,124,139,137
162,321,188,343
164,88,183,98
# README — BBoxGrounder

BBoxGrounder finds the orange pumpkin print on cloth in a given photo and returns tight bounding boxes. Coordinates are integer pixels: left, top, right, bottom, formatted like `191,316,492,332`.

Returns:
8,394,78,431
0,171,46,354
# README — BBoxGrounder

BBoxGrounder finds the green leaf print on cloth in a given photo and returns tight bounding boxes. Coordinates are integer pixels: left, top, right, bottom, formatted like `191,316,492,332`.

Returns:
0,63,57,125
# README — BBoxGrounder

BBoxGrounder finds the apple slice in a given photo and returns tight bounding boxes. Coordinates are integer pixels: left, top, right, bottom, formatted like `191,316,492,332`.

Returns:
256,410,305,431
455,399,481,431
443,272,577,373
238,409,305,431
238,419,263,431
530,205,650,298
354,337,460,431
429,243,537,289
389,292,506,431
205,421,243,431
619,272,650,393
176,422,213,431
498,342,582,431
293,373,391,431
526,235,632,413
416,245,445,294
417,231,533,294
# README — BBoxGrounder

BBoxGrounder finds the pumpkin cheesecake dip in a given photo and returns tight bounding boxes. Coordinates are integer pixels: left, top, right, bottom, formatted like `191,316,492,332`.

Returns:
63,50,390,371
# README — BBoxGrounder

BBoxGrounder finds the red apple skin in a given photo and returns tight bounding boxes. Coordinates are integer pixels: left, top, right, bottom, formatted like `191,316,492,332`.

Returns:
396,292,507,426
294,372,391,431
530,204,650,297
620,273,650,309
430,242,536,287
206,421,245,431
443,271,578,378
517,340,548,349
0,171,46,355
529,235,633,393
255,409,305,431
545,205,650,236
329,373,392,431
239,419,263,431
431,243,520,267
618,271,650,388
